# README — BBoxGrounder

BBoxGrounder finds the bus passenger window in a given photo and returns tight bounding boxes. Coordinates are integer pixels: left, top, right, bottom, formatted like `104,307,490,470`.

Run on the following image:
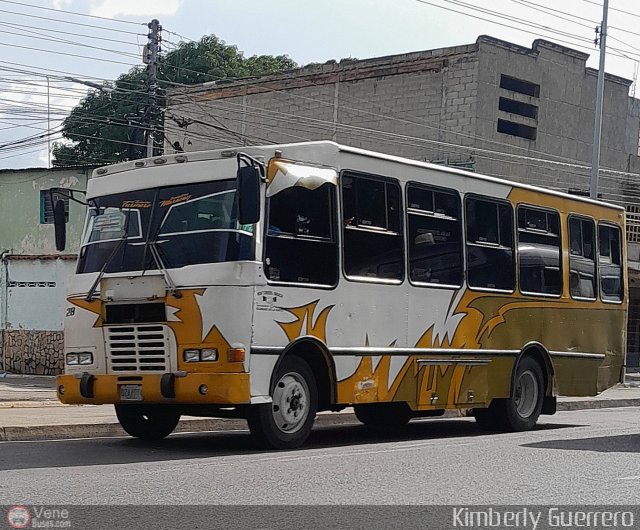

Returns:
342,173,404,281
568,216,596,299
407,185,462,286
517,206,561,296
465,198,514,290
265,183,337,286
598,224,623,302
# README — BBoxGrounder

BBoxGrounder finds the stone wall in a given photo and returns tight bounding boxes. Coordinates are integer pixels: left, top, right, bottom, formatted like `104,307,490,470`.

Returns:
2,330,64,375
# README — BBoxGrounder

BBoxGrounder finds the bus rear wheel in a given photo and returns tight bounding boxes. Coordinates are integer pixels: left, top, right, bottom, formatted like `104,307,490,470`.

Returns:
474,356,544,432
354,402,412,428
115,404,180,440
248,355,318,450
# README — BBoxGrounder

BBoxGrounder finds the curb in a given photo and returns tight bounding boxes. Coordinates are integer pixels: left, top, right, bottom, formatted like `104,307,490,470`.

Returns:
556,398,640,411
0,400,64,409
0,412,365,442
1,399,640,442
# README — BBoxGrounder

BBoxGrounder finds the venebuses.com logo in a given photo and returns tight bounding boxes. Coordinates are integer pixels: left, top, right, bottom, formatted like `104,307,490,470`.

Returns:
5,505,71,529
6,506,30,529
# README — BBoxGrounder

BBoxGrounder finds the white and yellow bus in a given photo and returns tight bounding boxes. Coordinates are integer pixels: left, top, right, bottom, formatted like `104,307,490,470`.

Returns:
55,141,627,449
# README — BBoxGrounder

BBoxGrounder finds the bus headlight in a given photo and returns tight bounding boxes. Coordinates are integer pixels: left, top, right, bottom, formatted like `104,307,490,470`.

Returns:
78,352,94,365
183,349,200,362
200,348,218,361
66,353,79,365
183,348,218,362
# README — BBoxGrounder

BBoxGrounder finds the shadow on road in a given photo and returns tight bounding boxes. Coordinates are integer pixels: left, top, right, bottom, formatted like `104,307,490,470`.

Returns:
523,433,640,453
0,417,578,471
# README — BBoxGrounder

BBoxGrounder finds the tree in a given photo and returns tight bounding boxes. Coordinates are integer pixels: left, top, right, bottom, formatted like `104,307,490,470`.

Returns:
52,35,297,166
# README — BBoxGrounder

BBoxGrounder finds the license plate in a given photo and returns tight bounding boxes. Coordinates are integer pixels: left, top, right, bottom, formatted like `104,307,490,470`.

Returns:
119,384,142,401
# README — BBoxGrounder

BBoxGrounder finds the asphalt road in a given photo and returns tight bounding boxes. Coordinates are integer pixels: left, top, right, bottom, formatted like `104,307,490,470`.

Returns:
1,407,639,506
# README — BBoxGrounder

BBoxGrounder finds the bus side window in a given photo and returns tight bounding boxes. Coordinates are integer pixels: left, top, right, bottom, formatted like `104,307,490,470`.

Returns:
598,223,623,302
264,183,338,286
465,197,515,291
342,172,404,281
568,216,596,300
407,184,462,286
517,206,562,296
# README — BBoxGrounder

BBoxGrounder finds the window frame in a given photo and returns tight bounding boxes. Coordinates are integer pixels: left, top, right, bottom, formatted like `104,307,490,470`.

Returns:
40,189,69,225
157,189,251,237
597,221,624,305
567,213,598,302
464,194,516,294
263,181,340,290
81,207,143,247
405,181,463,290
340,170,405,285
516,203,563,299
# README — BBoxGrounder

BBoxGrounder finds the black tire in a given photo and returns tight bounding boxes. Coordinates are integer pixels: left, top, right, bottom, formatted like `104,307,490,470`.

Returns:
354,402,412,428
248,355,318,450
115,404,180,440
474,356,544,432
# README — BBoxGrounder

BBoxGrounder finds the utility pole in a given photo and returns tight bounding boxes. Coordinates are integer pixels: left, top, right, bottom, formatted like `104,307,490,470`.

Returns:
590,0,609,199
46,75,50,168
144,19,161,158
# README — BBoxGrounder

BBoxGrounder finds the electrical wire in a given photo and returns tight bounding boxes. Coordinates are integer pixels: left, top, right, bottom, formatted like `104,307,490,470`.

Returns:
0,6,144,35
0,0,144,26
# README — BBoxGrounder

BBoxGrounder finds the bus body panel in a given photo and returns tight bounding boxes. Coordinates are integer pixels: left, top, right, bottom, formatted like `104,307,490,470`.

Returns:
57,141,627,417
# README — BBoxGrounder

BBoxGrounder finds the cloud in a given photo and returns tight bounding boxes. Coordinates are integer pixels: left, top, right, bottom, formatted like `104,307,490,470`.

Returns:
51,0,73,8
90,0,183,18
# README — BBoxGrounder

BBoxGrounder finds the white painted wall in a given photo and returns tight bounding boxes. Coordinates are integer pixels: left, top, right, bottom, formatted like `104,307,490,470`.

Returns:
3,258,75,331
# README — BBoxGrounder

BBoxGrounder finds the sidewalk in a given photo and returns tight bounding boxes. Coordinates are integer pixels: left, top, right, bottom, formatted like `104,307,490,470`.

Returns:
1,373,640,442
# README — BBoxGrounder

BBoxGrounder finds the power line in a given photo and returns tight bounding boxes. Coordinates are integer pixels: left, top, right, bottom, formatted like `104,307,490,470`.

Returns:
0,6,144,35
0,40,139,66
0,18,142,47
0,24,142,60
0,0,143,25
168,90,640,179
581,0,640,21
413,0,640,64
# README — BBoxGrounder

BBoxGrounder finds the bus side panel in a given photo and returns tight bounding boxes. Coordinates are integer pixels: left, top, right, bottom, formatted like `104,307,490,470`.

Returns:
250,282,410,403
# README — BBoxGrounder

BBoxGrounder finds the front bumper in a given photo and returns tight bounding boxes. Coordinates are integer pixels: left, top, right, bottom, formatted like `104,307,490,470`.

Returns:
56,372,250,405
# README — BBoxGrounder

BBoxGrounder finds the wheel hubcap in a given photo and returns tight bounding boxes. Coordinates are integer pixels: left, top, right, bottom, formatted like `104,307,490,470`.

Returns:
272,372,309,434
515,370,538,418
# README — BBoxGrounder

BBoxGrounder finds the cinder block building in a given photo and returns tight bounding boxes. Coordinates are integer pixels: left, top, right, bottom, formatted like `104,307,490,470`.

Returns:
165,35,640,367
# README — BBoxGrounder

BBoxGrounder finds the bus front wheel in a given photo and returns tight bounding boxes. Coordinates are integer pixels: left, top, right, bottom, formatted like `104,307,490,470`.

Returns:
115,404,180,440
474,356,544,432
248,355,318,450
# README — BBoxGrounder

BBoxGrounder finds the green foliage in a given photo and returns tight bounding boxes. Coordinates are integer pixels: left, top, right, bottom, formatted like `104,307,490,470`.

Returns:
53,35,297,167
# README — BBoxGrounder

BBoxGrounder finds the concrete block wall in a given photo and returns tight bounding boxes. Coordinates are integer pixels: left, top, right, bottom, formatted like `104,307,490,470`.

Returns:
167,35,640,210
166,43,481,166
475,38,638,205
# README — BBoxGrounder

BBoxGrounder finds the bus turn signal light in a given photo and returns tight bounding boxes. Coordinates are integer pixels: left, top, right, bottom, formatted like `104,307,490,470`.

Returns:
227,347,245,363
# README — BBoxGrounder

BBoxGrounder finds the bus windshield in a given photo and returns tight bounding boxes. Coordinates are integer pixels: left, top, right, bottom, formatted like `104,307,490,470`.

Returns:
77,179,255,274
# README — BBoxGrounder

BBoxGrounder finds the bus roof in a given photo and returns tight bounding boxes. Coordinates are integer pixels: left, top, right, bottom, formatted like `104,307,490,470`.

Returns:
90,140,624,212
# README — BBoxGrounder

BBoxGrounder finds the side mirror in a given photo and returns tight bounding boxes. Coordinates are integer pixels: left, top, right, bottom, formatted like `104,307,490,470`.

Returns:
237,165,260,225
53,199,67,251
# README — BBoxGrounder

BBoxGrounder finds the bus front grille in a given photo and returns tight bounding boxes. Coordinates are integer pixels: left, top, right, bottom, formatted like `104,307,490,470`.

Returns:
105,325,170,373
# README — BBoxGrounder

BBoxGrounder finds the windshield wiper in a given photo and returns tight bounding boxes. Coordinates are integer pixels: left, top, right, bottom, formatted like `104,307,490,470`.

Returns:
138,189,182,298
85,231,129,302
146,241,182,299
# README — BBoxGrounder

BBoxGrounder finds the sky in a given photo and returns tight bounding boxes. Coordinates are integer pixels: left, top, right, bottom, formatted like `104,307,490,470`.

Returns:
0,0,639,169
